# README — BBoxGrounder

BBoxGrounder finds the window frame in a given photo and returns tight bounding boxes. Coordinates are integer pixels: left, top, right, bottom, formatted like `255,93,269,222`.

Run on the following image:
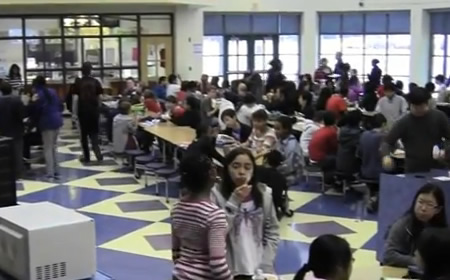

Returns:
0,13,174,91
318,12,411,84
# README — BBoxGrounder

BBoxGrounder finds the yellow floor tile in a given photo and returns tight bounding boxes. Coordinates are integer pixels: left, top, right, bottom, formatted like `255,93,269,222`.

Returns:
100,222,172,260
79,192,172,222
17,180,59,197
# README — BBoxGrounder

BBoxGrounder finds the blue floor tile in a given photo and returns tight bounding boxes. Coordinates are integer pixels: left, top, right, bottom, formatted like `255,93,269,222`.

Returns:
19,185,122,209
274,239,310,275
58,153,80,162
134,181,181,198
23,167,101,183
97,248,173,280
80,212,152,246
361,232,378,251
295,192,377,221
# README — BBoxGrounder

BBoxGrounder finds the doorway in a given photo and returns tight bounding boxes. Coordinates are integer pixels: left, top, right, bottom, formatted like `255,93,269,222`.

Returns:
225,35,277,81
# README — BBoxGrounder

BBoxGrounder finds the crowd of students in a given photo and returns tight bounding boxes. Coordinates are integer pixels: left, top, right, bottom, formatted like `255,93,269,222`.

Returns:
1,52,450,280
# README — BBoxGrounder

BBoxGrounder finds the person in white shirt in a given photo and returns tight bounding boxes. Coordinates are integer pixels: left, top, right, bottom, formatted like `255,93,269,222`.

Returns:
300,111,324,157
435,75,448,103
166,74,181,98
376,83,408,128
236,94,264,127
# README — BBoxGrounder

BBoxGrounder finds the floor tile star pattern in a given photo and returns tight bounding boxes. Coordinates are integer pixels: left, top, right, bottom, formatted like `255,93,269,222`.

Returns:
15,122,386,280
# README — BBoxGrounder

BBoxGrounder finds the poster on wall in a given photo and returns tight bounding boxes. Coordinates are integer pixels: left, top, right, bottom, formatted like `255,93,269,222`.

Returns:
193,43,203,56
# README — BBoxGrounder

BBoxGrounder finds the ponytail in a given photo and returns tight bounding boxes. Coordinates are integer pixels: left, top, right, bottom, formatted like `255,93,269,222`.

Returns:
293,263,311,280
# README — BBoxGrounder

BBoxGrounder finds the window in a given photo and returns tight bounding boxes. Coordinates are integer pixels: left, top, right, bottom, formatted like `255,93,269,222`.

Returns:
430,12,450,79
319,12,411,84
279,35,299,81
0,14,173,96
203,13,301,81
203,36,224,78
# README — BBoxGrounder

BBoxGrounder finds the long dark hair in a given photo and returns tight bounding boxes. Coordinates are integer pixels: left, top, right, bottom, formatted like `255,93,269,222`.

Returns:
418,228,450,280
8,64,21,79
294,235,352,280
407,184,447,238
221,147,263,208
316,87,332,111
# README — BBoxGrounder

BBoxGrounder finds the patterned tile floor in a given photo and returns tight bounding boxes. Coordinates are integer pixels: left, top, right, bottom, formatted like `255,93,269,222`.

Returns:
17,123,382,280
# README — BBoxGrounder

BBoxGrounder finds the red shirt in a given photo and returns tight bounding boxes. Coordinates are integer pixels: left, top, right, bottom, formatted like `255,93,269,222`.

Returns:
144,99,162,113
308,126,338,162
326,94,347,116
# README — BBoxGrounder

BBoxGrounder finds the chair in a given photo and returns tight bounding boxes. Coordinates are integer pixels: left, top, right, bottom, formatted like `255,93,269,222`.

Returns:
303,159,325,192
153,168,178,203
134,154,157,179
143,161,168,188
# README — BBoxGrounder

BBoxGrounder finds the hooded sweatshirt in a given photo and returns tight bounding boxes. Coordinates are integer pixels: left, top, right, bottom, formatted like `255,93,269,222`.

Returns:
300,120,320,157
336,126,362,175
211,184,279,276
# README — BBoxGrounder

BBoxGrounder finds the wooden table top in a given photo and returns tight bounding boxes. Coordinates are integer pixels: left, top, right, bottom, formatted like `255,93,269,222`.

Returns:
142,122,196,147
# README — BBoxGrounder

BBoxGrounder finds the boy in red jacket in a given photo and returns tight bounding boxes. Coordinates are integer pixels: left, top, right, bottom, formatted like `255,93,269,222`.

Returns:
309,111,338,184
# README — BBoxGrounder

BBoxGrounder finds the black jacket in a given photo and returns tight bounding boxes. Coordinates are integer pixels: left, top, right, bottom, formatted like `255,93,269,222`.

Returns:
368,66,382,87
221,122,252,143
171,110,201,130
336,126,362,175
0,95,24,138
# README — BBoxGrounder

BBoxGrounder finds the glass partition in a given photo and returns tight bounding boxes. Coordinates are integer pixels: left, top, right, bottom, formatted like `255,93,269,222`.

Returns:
0,14,173,96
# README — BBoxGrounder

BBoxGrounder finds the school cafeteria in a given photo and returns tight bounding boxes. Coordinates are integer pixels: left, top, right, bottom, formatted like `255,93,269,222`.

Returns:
1,1,450,280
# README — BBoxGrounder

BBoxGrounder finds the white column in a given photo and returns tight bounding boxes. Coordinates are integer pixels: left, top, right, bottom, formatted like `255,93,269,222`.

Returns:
301,9,319,74
409,7,430,85
174,6,204,81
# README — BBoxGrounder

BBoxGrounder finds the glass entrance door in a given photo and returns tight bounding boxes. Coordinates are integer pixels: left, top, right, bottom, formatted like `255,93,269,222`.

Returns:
226,38,248,81
253,37,274,80
225,36,276,81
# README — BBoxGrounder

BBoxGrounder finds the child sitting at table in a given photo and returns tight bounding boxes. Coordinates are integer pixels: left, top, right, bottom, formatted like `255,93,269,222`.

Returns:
166,95,185,118
336,109,363,178
246,109,277,158
220,108,252,143
359,113,387,213
308,111,338,185
113,101,137,155
170,96,201,129
236,93,262,127
185,123,223,164
257,149,293,220
273,115,303,186
143,90,162,118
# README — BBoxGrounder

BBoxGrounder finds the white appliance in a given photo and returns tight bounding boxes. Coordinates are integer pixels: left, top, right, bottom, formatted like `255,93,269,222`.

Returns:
0,202,96,280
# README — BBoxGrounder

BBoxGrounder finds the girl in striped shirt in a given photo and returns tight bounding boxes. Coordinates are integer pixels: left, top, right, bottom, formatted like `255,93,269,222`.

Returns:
6,64,23,95
172,154,232,280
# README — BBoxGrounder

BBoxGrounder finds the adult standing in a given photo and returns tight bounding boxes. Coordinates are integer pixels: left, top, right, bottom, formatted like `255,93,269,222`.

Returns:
266,58,285,93
76,62,103,163
334,52,345,76
33,76,63,179
6,64,24,96
368,59,382,88
0,82,25,177
381,87,450,173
